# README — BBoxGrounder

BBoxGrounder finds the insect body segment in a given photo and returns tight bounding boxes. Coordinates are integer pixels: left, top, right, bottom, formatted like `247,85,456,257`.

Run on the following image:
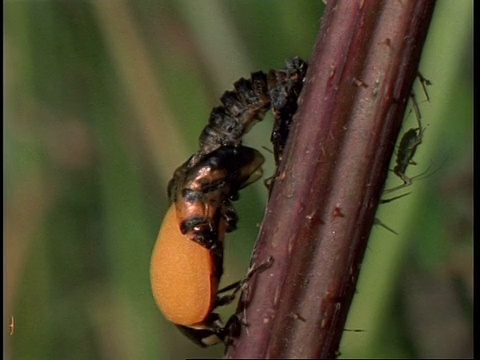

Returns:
378,74,432,233
393,126,424,185
150,204,272,347
151,205,222,327
193,57,308,165
169,57,308,250
152,57,307,347
198,72,270,158
386,91,427,193
168,145,264,250
151,204,232,347
390,73,431,186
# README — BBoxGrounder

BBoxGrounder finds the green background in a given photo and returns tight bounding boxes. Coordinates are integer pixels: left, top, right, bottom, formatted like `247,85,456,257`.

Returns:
5,1,472,359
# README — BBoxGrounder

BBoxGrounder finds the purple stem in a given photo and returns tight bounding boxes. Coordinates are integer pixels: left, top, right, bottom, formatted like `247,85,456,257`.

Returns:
226,0,437,358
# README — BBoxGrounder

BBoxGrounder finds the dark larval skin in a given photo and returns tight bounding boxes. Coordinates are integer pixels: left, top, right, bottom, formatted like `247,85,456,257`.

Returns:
168,57,308,251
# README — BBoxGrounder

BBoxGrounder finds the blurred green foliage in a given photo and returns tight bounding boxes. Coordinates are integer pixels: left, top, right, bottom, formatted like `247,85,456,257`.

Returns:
5,1,472,359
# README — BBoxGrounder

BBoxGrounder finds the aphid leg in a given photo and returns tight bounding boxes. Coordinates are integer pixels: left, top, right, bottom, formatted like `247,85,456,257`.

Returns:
380,192,411,204
410,89,423,124
417,71,432,102
385,161,435,194
373,217,398,235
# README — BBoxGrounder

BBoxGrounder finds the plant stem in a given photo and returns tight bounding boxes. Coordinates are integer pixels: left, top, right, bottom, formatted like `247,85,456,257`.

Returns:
225,0,436,358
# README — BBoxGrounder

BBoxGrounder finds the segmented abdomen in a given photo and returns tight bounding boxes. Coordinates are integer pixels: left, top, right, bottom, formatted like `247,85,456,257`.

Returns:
193,57,308,164
170,146,264,250
198,72,271,156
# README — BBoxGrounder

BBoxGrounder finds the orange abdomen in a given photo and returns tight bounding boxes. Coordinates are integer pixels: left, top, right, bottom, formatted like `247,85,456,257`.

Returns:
150,205,219,326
